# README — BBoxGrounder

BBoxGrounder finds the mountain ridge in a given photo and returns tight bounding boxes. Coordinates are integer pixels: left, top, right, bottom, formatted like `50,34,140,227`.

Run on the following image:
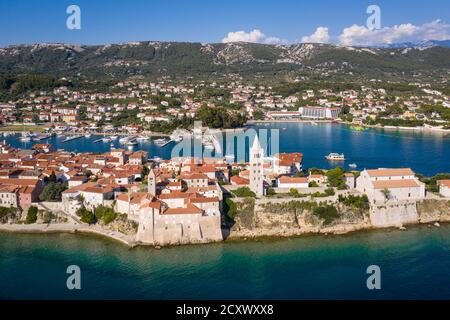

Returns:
0,41,449,81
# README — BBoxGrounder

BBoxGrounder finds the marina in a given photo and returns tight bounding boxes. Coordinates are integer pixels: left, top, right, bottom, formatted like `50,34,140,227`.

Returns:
2,122,450,176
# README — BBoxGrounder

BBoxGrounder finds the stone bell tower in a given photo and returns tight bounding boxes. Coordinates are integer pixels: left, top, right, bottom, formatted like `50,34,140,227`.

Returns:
249,135,264,196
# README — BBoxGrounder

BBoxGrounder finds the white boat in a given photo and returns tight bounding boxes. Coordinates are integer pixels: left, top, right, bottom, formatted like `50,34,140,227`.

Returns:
110,143,115,148
325,153,345,161
349,163,357,168
126,139,138,146
119,136,136,144
136,136,149,142
311,121,318,126
62,135,83,143
102,137,112,143
154,138,169,146
204,143,214,150
20,132,32,141
110,135,118,140
84,133,92,138
33,134,51,141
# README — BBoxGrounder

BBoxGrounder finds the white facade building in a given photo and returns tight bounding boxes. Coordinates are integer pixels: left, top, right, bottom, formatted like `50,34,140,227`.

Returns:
356,168,425,203
438,180,450,197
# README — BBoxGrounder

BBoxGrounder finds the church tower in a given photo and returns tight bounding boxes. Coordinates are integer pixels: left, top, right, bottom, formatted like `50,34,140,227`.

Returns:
249,135,264,196
148,168,156,196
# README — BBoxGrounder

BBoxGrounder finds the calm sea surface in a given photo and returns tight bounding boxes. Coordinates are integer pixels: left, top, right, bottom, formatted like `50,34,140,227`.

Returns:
1,225,450,299
4,122,449,176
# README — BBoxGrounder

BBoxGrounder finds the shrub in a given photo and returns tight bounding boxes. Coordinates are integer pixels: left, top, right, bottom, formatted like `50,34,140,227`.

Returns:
309,181,319,188
95,205,118,225
324,188,335,196
313,205,340,225
266,187,276,196
25,206,38,224
338,194,370,210
224,198,237,220
42,211,55,224
233,187,256,198
0,207,18,224
289,188,300,197
77,207,97,225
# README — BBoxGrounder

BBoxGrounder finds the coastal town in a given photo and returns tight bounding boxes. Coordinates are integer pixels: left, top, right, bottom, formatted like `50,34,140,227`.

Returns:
0,75,450,246
0,120,449,246
0,77,449,137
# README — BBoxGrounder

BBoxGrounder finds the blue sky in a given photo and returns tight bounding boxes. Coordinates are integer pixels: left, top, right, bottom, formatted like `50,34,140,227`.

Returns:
0,0,449,47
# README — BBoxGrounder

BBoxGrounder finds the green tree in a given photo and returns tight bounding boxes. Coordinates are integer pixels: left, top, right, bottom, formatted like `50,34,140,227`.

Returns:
325,167,346,189
39,182,66,201
95,205,118,225
77,207,97,224
26,206,38,224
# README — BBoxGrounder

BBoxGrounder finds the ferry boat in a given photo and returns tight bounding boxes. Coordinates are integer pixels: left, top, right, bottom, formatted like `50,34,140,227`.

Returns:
325,153,345,161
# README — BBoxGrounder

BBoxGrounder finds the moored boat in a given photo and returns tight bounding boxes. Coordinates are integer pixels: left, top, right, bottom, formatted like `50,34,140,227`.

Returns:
325,153,345,161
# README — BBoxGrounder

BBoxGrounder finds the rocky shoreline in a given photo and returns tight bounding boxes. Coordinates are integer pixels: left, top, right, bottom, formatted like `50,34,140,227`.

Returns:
2,199,449,248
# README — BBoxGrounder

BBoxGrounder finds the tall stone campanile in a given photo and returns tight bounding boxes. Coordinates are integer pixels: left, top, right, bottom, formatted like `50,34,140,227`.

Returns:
148,168,156,196
249,135,264,196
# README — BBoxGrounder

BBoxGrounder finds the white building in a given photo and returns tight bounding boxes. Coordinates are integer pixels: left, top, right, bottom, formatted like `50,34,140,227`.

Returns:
277,176,309,189
298,106,341,119
356,168,425,203
438,180,450,197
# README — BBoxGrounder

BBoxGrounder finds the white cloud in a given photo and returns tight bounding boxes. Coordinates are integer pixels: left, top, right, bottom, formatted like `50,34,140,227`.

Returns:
222,29,287,45
301,27,330,44
338,20,450,46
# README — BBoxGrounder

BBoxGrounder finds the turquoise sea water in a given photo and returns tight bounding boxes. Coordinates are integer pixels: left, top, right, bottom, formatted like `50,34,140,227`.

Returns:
4,122,450,176
1,225,450,300
1,123,449,299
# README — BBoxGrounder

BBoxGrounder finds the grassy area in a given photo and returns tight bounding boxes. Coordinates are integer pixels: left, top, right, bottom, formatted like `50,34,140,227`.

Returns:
0,125,50,132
